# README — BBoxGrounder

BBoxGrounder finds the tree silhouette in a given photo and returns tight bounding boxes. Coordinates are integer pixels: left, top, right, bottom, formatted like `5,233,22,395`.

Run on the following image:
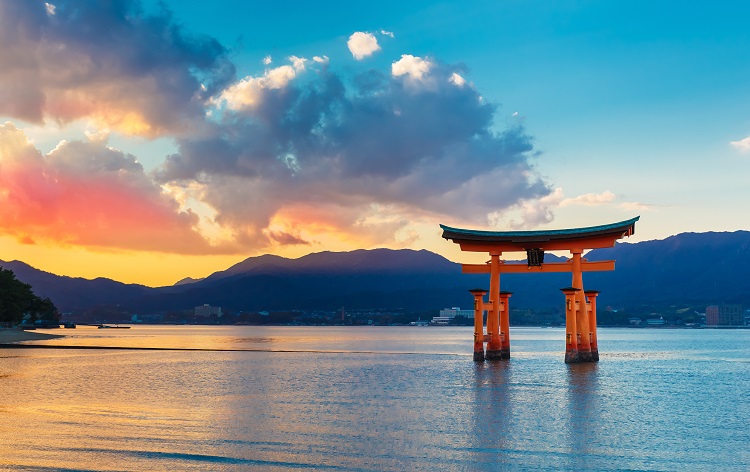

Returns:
0,268,58,324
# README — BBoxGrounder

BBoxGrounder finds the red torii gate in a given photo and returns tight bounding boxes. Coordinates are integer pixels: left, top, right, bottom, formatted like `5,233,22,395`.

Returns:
440,216,639,363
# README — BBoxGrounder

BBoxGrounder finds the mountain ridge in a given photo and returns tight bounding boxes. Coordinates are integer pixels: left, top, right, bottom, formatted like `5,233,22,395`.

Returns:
3,230,749,314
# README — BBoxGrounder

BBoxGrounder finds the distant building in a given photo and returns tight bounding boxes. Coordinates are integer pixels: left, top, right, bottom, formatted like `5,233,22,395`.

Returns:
195,304,222,317
646,317,666,326
705,305,744,326
439,307,474,318
431,307,474,325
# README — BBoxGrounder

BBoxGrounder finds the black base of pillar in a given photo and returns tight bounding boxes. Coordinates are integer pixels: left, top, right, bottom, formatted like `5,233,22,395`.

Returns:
565,349,579,363
499,348,510,360
485,349,504,360
565,349,599,363
473,350,485,362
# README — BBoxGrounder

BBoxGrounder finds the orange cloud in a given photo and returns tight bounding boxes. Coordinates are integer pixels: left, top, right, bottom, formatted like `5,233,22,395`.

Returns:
0,122,212,253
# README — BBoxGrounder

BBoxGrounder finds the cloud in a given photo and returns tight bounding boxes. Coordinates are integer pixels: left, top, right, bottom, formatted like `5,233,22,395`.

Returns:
0,122,218,253
618,201,653,211
263,55,272,65
449,72,466,87
490,188,564,229
214,58,305,110
263,229,310,246
158,61,550,250
730,136,750,152
380,30,394,38
289,55,307,71
560,190,616,206
0,3,555,254
0,0,235,137
392,55,433,81
348,32,380,60
493,189,624,229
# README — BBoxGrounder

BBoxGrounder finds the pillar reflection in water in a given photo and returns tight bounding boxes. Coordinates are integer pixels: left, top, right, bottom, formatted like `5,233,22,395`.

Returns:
469,361,514,465
564,362,602,469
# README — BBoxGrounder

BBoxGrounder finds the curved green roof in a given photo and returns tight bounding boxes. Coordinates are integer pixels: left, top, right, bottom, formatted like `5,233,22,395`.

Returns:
440,216,639,243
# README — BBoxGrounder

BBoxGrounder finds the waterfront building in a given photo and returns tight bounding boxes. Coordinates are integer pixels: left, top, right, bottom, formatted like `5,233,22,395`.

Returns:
431,307,473,325
439,307,474,318
705,304,744,326
195,304,222,317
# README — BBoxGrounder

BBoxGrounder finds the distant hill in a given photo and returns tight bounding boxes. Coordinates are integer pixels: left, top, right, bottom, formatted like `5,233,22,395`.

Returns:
0,260,150,311
130,249,479,312
4,231,750,314
173,277,204,286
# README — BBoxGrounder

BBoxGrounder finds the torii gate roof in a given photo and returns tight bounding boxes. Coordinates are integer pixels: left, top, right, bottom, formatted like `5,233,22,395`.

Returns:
440,216,640,252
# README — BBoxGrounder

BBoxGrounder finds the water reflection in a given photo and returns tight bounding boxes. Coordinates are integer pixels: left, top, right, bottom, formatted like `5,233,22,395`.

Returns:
565,362,601,469
469,361,513,466
2,328,748,470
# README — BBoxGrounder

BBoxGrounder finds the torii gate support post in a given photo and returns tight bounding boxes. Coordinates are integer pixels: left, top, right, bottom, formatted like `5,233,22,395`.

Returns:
585,290,600,361
470,289,487,361
498,291,512,359
570,250,593,362
485,252,503,360
561,288,580,363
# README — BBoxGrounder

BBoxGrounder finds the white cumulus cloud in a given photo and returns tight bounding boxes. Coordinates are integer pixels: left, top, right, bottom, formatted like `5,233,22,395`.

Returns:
348,32,380,60
380,30,395,38
289,55,307,71
392,55,432,80
263,55,272,65
216,64,298,110
449,72,466,87
313,55,329,64
730,136,750,152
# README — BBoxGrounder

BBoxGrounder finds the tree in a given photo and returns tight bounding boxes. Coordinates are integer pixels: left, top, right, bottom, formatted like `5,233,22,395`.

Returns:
0,268,58,324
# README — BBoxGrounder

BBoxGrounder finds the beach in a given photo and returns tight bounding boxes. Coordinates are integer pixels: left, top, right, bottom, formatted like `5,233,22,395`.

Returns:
0,328,63,344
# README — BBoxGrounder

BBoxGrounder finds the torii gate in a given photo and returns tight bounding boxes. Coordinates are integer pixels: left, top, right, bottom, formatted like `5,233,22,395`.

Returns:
440,216,639,363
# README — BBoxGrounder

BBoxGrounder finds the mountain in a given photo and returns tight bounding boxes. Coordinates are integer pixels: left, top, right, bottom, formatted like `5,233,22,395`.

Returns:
129,249,477,312
173,277,204,286
0,260,151,311
4,231,750,315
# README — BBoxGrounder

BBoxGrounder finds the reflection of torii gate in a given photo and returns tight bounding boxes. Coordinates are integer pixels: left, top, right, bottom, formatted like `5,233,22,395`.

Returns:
440,216,639,363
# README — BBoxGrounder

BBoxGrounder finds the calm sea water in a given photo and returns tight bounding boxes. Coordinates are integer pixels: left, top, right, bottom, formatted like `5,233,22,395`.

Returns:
1,326,748,471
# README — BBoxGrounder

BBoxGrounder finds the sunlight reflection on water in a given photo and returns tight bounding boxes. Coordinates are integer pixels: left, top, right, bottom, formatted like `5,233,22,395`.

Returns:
1,326,748,470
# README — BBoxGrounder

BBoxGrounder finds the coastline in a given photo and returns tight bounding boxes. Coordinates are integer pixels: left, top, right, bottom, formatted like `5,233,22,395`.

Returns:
0,328,64,344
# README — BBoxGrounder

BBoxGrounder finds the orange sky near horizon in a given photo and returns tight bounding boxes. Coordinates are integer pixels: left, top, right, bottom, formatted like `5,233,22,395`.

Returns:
0,232,491,287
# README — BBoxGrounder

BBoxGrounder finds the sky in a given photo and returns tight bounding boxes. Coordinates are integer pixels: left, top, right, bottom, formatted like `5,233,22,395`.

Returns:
1,0,750,287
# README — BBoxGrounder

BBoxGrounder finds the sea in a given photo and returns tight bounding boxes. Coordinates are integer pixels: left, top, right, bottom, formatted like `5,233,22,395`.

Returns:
1,326,748,471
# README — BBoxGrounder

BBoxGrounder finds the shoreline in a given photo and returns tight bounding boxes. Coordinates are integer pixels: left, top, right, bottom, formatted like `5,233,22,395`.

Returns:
0,328,65,344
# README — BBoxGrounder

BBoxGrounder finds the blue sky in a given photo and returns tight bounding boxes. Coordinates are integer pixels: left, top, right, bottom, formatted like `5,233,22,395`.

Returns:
1,0,749,285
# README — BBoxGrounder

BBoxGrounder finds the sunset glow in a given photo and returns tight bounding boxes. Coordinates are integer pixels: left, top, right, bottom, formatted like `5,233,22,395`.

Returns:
2,1,750,286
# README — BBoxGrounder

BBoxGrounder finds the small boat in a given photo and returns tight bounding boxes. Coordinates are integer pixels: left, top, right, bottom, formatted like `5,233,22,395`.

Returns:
63,322,76,329
98,325,131,329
